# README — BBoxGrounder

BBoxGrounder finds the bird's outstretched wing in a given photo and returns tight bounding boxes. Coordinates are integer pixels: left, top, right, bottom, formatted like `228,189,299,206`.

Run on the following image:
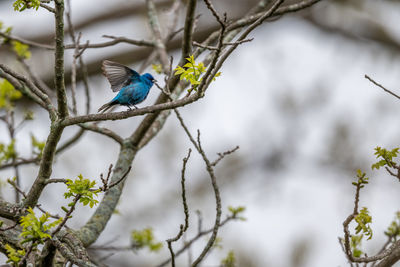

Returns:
102,60,141,92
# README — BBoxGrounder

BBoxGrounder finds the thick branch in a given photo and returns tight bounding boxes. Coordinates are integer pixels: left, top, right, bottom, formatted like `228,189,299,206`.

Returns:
23,123,65,208
181,0,197,59
77,142,136,246
60,93,200,126
146,0,170,73
55,0,69,118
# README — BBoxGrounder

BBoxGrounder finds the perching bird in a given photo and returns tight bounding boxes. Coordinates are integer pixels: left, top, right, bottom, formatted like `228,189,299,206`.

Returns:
98,60,156,113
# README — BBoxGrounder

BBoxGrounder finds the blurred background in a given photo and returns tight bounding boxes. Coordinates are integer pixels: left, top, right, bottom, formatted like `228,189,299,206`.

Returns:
1,0,400,266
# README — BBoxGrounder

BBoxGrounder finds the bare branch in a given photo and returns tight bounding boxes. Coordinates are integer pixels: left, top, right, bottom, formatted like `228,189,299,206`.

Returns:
99,166,132,192
158,214,241,267
181,0,197,59
146,0,170,73
52,235,96,267
76,143,137,247
365,74,400,101
40,3,55,13
54,0,69,118
52,196,80,236
192,38,253,51
79,123,123,145
60,93,200,126
0,158,38,170
166,149,192,267
174,108,221,266
0,32,53,49
0,64,56,117
211,146,239,167
65,35,154,50
18,58,54,97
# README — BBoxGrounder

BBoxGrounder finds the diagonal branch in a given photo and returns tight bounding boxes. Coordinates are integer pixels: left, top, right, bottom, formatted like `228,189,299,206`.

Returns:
365,74,400,100
79,123,123,145
174,108,221,266
0,64,56,118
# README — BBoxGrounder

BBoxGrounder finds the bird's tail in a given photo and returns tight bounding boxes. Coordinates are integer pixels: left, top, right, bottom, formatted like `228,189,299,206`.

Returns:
98,101,116,113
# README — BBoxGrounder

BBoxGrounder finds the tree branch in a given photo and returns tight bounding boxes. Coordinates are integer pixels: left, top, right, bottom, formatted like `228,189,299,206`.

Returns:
146,0,170,73
365,74,400,101
54,0,69,118
166,149,191,267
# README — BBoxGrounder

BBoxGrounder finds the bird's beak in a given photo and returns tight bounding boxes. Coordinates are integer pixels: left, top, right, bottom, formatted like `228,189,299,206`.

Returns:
153,79,158,83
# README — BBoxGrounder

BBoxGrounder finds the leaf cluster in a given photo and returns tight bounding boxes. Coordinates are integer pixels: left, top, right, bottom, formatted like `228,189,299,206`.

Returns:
385,211,400,239
151,64,162,74
4,244,25,264
371,146,399,170
13,0,40,12
131,228,162,252
19,207,62,245
0,79,22,109
0,139,17,164
64,174,99,208
228,206,246,221
221,250,236,267
355,207,373,240
350,234,363,258
30,134,45,158
0,22,13,44
0,22,31,60
174,55,221,94
12,41,31,59
352,169,369,188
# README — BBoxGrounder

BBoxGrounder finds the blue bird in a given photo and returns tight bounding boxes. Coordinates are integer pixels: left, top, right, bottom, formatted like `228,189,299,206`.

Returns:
98,60,156,113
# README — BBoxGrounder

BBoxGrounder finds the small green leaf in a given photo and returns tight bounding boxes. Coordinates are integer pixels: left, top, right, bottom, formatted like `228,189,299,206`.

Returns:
19,207,61,246
221,250,236,267
12,41,31,59
31,134,45,158
131,228,162,252
354,207,373,240
152,64,162,74
0,79,22,109
228,206,246,219
13,0,40,12
385,211,400,238
64,174,99,208
5,244,25,264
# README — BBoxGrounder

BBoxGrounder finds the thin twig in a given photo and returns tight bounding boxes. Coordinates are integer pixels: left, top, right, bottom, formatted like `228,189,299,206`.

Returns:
52,195,81,236
174,106,222,266
78,123,123,145
192,39,253,51
365,74,400,101
166,149,192,267
0,222,18,231
157,214,239,267
0,64,56,117
211,146,239,167
40,3,55,13
101,166,132,192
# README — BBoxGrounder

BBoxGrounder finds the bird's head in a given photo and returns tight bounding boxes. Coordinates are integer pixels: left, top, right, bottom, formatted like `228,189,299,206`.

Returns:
142,73,157,85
